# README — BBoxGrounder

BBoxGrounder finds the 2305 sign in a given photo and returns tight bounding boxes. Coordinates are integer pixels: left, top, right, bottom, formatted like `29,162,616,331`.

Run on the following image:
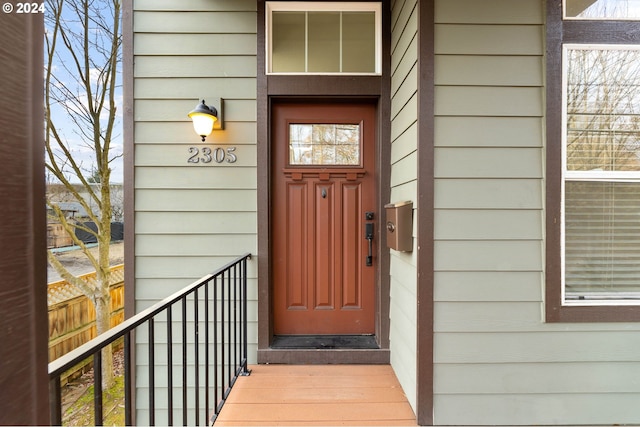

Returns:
187,146,237,164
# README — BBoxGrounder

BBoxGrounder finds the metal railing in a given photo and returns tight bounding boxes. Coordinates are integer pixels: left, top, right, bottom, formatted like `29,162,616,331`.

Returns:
48,253,252,426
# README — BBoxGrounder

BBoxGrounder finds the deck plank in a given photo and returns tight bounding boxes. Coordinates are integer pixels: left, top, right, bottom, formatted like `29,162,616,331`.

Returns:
225,386,410,404
215,365,417,426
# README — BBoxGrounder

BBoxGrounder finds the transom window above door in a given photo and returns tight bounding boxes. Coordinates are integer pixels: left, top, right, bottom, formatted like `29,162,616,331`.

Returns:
266,2,381,75
565,0,640,19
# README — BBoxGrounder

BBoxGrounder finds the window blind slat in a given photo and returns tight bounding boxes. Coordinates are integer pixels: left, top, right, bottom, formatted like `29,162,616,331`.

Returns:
564,181,640,296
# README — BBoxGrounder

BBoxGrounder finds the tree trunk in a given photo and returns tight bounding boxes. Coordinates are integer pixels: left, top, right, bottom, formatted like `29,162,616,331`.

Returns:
94,291,114,390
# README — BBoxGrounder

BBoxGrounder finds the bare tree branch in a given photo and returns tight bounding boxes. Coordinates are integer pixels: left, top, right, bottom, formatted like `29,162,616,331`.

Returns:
45,0,122,389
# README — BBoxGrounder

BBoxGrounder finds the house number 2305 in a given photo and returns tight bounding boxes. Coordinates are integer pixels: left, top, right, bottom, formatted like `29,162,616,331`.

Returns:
187,146,237,164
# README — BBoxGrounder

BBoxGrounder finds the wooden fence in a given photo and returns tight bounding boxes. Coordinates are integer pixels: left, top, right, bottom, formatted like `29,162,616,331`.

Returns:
48,265,125,364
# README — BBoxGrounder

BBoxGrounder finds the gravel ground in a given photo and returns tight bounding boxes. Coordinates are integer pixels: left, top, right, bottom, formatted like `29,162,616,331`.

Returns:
47,241,125,283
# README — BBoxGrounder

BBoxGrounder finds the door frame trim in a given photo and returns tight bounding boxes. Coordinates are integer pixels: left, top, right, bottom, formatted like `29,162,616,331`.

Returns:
271,102,379,337
256,0,392,364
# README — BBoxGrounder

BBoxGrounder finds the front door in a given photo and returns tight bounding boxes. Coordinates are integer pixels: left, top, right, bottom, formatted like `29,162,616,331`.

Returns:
272,102,377,335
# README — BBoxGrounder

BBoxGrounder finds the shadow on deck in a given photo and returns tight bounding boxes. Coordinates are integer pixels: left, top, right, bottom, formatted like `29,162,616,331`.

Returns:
215,364,417,426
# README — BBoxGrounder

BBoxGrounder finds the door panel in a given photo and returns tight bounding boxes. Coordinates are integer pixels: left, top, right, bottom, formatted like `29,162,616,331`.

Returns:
272,102,377,335
342,182,362,308
286,182,307,309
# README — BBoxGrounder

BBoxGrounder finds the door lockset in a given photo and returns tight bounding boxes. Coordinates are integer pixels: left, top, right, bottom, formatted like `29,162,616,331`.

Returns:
365,222,374,266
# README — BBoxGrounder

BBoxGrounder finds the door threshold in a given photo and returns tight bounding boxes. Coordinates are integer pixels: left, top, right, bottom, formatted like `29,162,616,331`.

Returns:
271,335,379,350
258,346,390,364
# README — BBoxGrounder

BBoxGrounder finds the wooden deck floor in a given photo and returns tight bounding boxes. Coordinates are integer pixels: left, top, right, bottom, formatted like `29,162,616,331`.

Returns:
214,364,417,426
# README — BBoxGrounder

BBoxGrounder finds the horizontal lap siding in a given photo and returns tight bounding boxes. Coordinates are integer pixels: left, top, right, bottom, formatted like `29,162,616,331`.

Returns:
433,1,640,425
389,0,419,413
133,1,257,424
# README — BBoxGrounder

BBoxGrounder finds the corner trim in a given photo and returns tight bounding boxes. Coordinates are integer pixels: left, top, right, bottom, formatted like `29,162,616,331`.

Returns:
122,0,134,322
416,0,435,425
122,0,136,417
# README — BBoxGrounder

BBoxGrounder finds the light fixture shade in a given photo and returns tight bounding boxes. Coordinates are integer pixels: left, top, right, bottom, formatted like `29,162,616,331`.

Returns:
188,100,218,141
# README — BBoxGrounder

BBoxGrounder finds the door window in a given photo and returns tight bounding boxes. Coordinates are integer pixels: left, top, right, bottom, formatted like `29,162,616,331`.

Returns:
289,123,361,166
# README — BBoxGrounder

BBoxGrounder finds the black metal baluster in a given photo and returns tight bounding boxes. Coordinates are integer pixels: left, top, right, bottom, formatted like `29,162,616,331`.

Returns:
149,319,155,426
167,307,173,426
213,276,219,420
220,271,226,402
233,264,238,374
227,269,232,388
94,351,103,426
182,297,187,426
194,289,200,425
124,333,132,426
204,280,210,424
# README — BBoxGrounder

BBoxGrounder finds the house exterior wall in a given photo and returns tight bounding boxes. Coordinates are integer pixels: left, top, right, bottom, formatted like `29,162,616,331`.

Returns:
432,0,640,424
389,0,419,414
128,0,640,425
131,0,258,422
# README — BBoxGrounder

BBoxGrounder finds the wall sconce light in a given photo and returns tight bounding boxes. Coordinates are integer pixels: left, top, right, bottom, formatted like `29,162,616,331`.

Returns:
188,99,223,141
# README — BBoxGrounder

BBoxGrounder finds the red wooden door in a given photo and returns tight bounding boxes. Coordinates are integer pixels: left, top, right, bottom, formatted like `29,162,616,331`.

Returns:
272,102,377,335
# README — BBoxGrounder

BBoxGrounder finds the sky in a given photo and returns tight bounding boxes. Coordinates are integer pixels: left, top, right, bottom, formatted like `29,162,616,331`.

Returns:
46,0,123,184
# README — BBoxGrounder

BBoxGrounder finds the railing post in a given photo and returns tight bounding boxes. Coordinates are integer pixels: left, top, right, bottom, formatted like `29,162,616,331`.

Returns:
182,297,188,427
166,307,173,426
148,319,155,426
49,376,62,426
124,332,133,426
93,351,103,426
221,271,226,402
242,256,250,376
233,263,238,375
194,288,200,426
205,280,211,426
212,275,219,424
227,269,232,389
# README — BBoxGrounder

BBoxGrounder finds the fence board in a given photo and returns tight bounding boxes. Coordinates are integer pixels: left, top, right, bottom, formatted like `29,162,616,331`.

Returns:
48,265,125,366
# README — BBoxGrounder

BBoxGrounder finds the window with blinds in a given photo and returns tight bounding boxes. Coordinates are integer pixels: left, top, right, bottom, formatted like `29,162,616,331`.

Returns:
562,45,640,304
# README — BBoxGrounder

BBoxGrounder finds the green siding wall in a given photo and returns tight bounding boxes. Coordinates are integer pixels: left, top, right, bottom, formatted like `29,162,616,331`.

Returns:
390,0,419,413
432,0,640,425
132,0,257,423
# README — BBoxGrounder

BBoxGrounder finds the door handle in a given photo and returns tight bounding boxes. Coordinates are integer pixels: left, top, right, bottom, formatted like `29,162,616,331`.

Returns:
365,223,374,266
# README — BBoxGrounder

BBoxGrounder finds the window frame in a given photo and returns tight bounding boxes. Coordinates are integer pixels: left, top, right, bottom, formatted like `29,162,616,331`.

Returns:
265,1,382,75
561,43,640,307
546,0,640,322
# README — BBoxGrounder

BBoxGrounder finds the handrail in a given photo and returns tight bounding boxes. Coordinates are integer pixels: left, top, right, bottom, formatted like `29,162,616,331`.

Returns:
48,253,252,426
